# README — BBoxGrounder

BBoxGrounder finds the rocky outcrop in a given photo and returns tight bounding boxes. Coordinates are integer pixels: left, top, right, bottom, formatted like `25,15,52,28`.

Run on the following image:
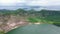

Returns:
0,16,29,33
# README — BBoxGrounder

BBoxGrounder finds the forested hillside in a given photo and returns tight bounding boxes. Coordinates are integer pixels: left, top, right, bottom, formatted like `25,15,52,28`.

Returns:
0,9,60,33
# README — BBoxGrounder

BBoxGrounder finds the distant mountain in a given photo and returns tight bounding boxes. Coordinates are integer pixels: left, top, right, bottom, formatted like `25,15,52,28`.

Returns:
0,5,60,11
0,6,44,10
44,6,60,10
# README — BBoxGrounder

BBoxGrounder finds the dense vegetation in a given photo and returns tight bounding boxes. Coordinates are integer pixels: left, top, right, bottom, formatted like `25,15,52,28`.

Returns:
0,9,60,24
0,9,60,34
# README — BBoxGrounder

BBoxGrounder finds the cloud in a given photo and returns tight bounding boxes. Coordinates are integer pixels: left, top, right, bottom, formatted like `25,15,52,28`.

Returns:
25,0,48,6
0,0,16,6
26,0,60,6
0,0,60,6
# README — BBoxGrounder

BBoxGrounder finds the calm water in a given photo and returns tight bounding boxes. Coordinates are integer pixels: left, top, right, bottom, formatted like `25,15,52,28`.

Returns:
6,24,60,34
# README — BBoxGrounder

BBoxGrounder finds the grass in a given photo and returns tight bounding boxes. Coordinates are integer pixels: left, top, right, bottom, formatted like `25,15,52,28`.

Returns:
0,31,5,34
27,16,60,25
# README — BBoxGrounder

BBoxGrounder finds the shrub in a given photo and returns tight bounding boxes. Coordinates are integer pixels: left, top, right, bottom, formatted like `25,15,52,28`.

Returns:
28,17,38,23
53,22,60,27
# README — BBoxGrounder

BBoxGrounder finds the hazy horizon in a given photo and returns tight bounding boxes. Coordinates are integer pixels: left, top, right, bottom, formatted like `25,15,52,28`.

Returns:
0,0,60,10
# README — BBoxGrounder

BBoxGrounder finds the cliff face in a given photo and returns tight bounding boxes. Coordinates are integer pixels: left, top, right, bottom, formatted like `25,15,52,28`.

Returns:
0,15,29,33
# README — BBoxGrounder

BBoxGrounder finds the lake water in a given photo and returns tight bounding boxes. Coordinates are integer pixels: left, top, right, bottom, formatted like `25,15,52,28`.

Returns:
6,24,60,34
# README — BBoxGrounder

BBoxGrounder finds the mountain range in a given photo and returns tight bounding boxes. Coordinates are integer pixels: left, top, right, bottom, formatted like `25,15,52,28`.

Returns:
0,5,60,10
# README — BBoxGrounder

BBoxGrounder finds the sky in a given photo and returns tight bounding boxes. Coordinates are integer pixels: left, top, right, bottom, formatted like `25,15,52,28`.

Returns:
0,0,60,6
